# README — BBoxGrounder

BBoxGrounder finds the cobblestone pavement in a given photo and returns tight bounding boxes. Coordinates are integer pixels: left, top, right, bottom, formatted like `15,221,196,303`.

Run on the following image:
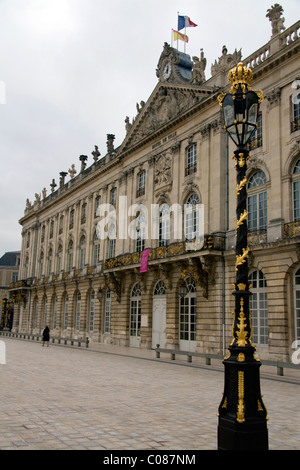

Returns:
0,338,299,451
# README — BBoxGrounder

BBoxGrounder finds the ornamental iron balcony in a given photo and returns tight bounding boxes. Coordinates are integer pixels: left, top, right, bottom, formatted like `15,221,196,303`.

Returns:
103,233,225,271
284,221,300,239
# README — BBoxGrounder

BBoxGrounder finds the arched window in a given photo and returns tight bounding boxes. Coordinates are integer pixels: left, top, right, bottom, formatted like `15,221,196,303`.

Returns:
247,171,267,232
185,193,200,241
179,277,196,351
294,268,300,341
249,270,268,345
153,280,166,296
89,290,95,332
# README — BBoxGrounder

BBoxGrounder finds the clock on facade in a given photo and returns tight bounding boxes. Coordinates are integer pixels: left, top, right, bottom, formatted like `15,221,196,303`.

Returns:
163,62,172,80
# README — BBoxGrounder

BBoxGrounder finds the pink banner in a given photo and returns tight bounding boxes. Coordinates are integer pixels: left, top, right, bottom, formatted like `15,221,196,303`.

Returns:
140,249,150,273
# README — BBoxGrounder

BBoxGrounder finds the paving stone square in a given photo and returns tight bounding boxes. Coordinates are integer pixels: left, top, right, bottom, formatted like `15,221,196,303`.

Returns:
0,338,299,451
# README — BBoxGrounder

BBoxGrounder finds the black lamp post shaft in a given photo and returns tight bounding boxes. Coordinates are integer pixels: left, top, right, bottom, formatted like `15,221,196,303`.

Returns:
217,147,269,450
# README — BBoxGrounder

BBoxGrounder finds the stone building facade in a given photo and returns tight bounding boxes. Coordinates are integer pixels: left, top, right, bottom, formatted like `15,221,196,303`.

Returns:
9,7,300,361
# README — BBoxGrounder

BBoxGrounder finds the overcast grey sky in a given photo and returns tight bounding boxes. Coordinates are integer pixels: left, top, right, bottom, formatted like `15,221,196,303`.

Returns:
0,0,299,256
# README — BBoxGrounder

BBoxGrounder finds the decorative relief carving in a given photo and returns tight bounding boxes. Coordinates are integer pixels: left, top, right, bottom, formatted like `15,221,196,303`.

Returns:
127,87,201,147
154,152,172,188
211,45,242,77
265,88,281,107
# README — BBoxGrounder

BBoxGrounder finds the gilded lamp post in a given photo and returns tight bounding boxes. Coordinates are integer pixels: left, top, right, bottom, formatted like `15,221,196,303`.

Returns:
217,63,268,450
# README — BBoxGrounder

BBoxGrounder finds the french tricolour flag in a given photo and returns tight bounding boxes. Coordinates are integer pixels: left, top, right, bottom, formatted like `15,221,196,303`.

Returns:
178,15,197,31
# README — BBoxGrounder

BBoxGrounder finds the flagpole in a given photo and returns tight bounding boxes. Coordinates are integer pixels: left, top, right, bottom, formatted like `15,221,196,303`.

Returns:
177,11,179,50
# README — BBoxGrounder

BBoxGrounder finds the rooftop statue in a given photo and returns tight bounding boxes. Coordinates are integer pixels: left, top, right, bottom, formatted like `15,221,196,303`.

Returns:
266,3,286,36
191,49,206,85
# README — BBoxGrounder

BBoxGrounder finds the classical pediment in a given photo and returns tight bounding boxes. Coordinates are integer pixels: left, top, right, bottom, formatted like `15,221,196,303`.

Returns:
121,82,213,152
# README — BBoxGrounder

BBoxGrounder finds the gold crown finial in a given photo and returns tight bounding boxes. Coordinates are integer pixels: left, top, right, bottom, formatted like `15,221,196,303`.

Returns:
228,62,253,94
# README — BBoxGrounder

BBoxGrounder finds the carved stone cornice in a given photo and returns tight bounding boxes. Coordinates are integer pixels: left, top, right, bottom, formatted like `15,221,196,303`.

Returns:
265,87,281,108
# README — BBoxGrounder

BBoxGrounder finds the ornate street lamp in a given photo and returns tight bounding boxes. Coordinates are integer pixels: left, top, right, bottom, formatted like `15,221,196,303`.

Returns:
0,297,13,331
217,63,268,450
178,282,188,298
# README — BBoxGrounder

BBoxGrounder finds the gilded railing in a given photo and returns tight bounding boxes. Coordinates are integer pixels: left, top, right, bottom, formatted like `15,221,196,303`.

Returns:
103,233,225,270
284,221,300,239
247,229,267,246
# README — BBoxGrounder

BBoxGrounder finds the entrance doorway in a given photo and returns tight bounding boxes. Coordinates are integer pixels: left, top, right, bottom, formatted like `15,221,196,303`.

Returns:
130,283,141,347
179,277,196,352
152,280,166,348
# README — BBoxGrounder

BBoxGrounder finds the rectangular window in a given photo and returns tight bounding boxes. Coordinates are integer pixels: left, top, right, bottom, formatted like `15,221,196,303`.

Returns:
250,271,268,346
104,290,111,333
94,196,101,217
53,297,57,329
89,292,95,332
93,243,100,266
136,171,146,198
69,209,74,229
110,188,117,207
296,290,300,341
59,216,64,234
185,144,197,176
248,113,262,150
291,94,300,133
107,239,116,259
79,248,86,269
75,294,81,330
180,297,196,341
293,181,300,221
64,296,68,330
67,252,73,272
248,192,267,232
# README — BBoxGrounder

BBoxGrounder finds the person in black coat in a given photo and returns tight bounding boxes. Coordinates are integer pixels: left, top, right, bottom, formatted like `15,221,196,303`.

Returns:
42,326,50,347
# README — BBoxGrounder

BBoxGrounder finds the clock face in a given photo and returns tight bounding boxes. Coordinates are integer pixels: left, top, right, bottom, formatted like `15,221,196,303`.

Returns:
163,62,171,80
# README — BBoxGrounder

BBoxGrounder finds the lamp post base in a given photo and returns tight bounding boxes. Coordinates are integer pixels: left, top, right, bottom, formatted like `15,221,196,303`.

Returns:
218,417,268,450
217,347,269,450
